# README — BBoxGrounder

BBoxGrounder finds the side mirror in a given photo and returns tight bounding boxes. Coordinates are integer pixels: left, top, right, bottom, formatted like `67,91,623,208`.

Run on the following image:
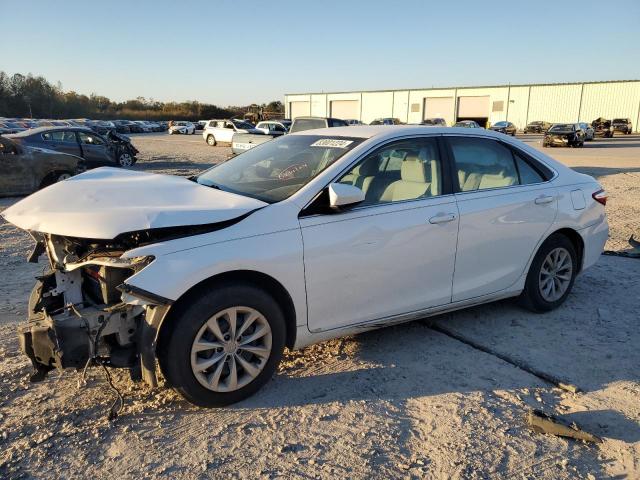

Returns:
328,183,365,209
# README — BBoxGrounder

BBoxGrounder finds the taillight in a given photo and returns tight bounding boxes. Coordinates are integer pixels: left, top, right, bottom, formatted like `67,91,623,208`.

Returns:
592,189,607,206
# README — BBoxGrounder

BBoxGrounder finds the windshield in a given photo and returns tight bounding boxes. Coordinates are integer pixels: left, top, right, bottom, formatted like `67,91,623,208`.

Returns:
549,124,573,132
232,120,254,129
196,135,363,203
494,121,508,127
612,119,626,123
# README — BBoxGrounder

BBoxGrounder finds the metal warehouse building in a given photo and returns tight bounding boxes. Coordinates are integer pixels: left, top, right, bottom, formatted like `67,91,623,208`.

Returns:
284,80,640,131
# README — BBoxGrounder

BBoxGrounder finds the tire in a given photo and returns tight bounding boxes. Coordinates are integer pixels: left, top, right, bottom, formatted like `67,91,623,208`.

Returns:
520,234,577,313
206,134,216,146
162,284,286,407
118,152,134,167
40,171,72,189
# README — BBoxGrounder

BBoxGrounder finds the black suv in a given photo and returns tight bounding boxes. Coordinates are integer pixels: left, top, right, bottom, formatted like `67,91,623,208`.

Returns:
523,121,551,134
612,118,632,135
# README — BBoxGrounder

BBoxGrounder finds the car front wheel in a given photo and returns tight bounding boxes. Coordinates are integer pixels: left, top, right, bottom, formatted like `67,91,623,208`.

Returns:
118,152,134,167
520,234,577,312
162,285,286,407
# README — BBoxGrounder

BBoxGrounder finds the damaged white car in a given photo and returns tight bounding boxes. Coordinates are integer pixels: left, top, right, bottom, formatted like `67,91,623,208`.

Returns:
3,126,609,407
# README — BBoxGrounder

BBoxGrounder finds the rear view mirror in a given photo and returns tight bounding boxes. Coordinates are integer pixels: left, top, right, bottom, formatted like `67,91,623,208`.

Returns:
328,183,365,209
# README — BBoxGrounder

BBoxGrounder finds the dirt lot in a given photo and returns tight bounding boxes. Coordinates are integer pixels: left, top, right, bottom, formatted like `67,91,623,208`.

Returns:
1,133,638,479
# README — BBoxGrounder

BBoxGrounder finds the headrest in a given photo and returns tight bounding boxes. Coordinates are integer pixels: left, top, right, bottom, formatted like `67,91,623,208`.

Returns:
401,155,428,183
353,158,379,176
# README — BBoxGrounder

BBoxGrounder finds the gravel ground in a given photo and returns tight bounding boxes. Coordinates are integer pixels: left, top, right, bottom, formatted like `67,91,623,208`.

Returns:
0,132,638,479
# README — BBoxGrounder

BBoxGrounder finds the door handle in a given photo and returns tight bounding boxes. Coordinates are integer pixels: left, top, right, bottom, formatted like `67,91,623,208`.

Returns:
429,213,457,224
534,195,554,205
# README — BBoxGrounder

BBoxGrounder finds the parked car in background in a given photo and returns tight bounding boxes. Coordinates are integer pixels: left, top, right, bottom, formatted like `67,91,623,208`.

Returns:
543,123,585,147
169,121,196,135
196,121,206,131
578,122,595,141
453,120,481,128
592,118,614,138
112,120,132,134
421,118,447,127
612,118,632,135
489,121,516,136
370,118,403,125
289,117,348,133
133,121,154,133
255,121,289,136
4,126,608,406
202,119,262,145
523,121,551,134
345,119,364,126
126,122,144,133
8,126,138,167
0,136,84,196
0,121,26,134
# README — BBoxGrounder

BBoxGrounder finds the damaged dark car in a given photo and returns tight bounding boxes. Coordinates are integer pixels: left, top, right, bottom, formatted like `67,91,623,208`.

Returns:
543,123,585,148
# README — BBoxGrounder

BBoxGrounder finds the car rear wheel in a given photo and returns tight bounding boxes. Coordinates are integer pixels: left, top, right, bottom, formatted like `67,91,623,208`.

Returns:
162,285,286,407
520,234,577,312
206,134,216,146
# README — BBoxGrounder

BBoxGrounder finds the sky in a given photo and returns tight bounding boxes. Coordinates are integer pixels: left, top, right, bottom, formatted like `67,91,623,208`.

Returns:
3,0,639,106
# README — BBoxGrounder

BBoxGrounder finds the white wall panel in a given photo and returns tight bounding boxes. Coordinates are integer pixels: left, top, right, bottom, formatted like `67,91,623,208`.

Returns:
330,100,359,119
361,91,393,124
528,84,582,123
392,91,410,123
310,94,327,117
505,86,530,129
579,82,640,128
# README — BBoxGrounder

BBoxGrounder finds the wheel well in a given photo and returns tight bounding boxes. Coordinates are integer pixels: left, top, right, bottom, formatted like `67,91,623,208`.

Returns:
39,170,72,189
156,270,297,360
549,228,584,272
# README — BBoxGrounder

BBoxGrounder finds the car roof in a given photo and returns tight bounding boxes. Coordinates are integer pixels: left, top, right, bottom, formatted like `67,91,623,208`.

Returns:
289,125,514,140
9,125,95,137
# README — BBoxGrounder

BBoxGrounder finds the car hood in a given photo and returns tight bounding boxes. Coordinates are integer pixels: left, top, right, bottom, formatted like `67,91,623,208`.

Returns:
2,167,267,239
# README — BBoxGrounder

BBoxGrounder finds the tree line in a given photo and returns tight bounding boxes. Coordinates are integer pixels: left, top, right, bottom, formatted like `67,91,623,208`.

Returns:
0,71,283,121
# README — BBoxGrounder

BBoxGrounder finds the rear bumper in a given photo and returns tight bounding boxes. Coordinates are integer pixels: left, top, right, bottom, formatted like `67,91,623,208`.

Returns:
579,218,609,272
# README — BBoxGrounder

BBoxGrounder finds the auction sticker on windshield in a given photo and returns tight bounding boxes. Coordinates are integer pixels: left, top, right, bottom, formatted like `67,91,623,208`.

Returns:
310,139,354,148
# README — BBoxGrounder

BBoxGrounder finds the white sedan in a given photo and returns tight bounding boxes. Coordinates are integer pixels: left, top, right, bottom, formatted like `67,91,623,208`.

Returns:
4,126,608,407
169,121,196,135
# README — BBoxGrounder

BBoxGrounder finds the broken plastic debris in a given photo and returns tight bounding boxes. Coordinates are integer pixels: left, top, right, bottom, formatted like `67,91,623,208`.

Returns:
526,409,602,444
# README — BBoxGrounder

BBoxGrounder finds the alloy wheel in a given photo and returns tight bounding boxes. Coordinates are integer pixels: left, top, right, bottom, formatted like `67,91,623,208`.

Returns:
190,306,272,392
119,153,133,167
538,247,573,302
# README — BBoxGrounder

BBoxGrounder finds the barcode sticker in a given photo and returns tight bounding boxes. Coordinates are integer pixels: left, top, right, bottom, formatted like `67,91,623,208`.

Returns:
310,139,354,148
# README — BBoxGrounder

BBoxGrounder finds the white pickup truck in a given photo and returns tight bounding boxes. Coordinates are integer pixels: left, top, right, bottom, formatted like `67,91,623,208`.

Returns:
202,119,260,146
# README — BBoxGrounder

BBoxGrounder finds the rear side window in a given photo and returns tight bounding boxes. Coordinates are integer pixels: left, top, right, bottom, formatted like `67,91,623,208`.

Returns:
449,137,550,191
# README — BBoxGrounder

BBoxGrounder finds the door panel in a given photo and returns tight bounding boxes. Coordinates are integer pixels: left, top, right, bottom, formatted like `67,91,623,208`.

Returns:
300,198,459,332
78,132,112,167
453,186,557,301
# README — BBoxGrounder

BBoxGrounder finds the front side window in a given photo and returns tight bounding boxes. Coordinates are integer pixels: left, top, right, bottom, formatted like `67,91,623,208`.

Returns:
338,138,443,205
196,135,363,203
78,132,105,145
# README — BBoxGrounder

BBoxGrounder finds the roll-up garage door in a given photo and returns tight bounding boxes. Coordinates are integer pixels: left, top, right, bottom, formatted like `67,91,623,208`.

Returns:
290,101,310,119
330,100,359,120
457,96,490,117
424,97,454,124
